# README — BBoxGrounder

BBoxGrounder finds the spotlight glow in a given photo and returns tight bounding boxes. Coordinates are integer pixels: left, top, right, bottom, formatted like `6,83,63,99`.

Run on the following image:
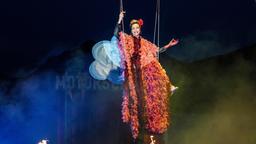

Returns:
38,139,49,144
150,135,156,144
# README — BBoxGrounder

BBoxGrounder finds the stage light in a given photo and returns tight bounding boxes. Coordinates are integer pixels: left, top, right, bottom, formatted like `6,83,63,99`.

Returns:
38,139,49,144
150,135,156,144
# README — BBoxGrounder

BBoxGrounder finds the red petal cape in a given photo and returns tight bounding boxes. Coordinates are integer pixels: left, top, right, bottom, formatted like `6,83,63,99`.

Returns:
118,32,172,139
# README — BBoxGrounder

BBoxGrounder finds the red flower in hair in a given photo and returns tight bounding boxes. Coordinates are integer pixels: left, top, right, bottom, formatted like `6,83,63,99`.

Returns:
138,19,144,27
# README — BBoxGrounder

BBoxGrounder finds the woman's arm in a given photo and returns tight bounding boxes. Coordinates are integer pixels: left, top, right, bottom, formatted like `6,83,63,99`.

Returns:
114,11,125,37
159,47,167,53
114,23,121,37
159,38,179,53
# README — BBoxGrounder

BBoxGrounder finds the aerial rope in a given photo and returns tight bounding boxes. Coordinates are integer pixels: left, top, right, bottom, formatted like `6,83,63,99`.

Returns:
120,0,125,32
154,0,161,60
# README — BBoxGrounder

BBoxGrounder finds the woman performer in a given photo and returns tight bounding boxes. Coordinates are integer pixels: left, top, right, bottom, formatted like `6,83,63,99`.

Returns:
89,11,179,144
115,11,179,144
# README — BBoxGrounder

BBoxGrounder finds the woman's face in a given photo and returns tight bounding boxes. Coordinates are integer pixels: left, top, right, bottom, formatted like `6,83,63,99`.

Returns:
131,23,141,38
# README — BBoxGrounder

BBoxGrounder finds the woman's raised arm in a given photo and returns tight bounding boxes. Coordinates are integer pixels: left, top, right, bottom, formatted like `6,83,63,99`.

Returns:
159,38,179,53
114,11,125,37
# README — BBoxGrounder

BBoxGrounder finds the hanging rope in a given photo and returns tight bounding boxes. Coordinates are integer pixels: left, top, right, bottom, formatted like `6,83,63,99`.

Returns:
157,0,160,60
153,4,158,45
153,0,161,60
120,0,125,32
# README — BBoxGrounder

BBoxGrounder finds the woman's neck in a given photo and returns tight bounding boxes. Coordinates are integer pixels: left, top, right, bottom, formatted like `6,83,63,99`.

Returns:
133,35,140,39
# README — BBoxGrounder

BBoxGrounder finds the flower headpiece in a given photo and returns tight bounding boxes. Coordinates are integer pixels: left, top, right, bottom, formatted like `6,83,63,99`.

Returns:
130,19,144,28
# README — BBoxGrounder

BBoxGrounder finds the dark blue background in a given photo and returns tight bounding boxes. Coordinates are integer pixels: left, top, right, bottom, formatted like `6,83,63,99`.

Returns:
0,0,255,74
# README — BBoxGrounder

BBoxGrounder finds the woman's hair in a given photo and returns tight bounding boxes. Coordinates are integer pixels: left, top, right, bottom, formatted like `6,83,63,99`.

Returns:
130,19,144,28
